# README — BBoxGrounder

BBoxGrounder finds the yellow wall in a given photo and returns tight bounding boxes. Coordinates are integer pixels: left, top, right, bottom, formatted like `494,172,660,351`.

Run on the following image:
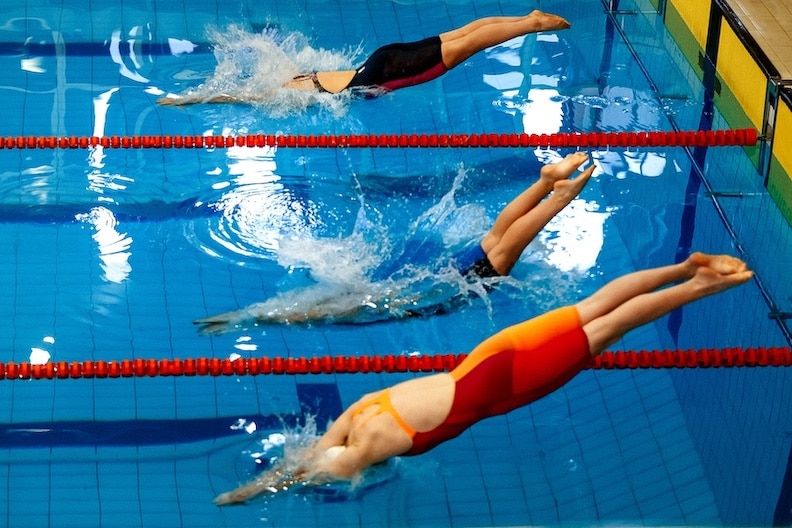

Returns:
668,0,710,49
669,0,765,131
768,100,792,224
665,0,791,225
774,99,792,176
665,0,761,165
716,24,766,129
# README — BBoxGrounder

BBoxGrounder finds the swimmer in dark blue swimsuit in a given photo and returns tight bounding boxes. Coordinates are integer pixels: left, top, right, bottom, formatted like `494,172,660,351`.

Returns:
455,151,595,279
194,154,594,333
365,152,594,282
159,11,570,105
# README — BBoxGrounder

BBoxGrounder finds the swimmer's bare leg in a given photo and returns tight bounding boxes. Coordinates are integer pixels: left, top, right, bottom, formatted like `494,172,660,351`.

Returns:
579,253,753,354
482,156,594,275
577,253,749,326
486,152,590,242
440,11,571,68
441,11,570,42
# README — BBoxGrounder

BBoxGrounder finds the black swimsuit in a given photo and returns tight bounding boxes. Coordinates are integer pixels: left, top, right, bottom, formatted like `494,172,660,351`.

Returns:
347,36,448,92
292,37,447,95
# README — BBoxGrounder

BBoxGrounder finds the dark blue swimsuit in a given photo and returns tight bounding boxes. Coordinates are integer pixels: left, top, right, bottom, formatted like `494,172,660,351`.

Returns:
372,241,500,282
453,244,501,278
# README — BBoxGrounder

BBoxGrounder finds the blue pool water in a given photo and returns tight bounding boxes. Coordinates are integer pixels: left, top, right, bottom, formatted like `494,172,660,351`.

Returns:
1,0,791,526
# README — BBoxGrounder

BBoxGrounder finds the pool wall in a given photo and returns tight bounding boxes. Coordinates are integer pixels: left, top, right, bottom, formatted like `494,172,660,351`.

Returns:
661,0,792,228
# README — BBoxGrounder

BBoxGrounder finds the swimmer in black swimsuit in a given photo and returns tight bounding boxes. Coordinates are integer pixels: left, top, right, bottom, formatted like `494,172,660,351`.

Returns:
158,10,570,105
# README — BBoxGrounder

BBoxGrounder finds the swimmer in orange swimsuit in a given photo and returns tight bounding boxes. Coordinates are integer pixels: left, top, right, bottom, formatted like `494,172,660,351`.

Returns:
158,11,570,105
214,252,753,504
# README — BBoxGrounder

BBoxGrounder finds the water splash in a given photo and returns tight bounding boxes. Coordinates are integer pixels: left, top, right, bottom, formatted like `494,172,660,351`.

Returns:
232,415,399,502
171,24,362,117
192,163,606,332
193,168,504,331
406,165,490,247
276,194,390,285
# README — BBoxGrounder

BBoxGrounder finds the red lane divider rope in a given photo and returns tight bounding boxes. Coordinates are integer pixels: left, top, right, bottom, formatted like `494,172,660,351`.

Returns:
0,347,788,381
0,128,759,150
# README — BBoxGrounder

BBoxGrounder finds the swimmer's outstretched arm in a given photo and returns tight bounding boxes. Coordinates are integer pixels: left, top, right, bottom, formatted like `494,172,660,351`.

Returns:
213,444,357,505
214,463,312,505
193,303,319,334
157,93,259,106
193,309,248,335
193,305,339,334
214,406,395,505
194,290,413,334
213,445,389,505
158,71,354,106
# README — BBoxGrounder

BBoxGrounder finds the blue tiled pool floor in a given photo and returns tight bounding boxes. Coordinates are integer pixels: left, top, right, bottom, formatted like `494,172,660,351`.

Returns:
0,210,727,527
1,0,791,526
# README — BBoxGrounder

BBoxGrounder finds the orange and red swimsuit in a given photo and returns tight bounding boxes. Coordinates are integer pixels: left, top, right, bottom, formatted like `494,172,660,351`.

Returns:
347,306,591,455
408,305,591,455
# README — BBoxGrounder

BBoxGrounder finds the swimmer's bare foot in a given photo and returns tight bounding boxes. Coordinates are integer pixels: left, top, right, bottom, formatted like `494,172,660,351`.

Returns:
526,10,571,31
540,152,590,184
690,261,753,295
549,163,594,204
680,252,753,295
684,252,750,278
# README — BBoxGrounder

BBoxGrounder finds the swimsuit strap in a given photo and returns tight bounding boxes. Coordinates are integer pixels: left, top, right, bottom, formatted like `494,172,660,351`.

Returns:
309,72,328,93
290,73,329,93
351,390,417,437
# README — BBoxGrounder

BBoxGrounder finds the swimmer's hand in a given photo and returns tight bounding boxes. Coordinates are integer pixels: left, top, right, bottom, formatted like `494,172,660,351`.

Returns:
194,307,253,335
194,302,345,334
213,489,254,506
214,466,308,506
213,448,351,505
193,316,237,336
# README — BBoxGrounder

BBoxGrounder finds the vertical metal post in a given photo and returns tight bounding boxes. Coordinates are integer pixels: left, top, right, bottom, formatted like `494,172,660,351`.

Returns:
760,79,780,186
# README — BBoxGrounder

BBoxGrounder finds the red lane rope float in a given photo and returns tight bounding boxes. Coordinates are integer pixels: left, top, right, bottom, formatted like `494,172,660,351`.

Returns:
0,129,759,151
0,347,788,381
